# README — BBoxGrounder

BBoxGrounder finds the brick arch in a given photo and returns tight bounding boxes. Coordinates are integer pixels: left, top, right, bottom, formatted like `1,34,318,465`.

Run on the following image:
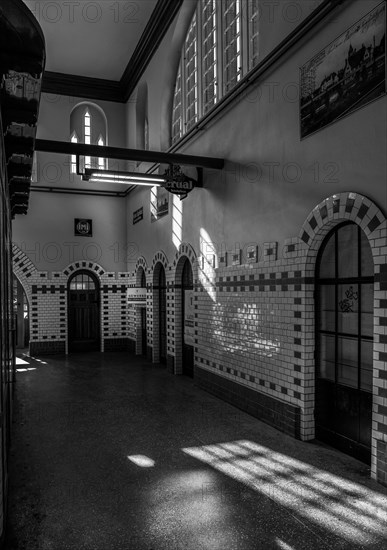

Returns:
63,260,105,279
172,243,198,283
134,257,148,286
300,192,385,264
298,191,387,485
151,251,169,282
12,243,36,303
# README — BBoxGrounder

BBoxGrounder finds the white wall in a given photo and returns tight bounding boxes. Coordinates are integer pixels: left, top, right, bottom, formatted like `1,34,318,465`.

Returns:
12,93,128,272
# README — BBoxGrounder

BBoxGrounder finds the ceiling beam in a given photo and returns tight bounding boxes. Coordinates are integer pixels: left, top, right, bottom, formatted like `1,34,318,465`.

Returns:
42,72,123,103
34,139,225,170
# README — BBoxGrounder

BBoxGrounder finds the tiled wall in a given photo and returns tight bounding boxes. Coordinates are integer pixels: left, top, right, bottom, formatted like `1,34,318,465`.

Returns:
12,192,387,487
128,192,387,487
13,252,133,355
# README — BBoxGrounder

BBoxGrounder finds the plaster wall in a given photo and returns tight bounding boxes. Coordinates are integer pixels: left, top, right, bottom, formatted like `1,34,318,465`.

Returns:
125,0,386,266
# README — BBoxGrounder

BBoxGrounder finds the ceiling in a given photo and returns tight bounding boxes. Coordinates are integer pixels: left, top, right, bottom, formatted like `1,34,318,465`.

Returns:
23,0,158,80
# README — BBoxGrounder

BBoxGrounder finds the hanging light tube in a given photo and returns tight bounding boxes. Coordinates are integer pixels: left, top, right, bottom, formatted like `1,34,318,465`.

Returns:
82,168,164,186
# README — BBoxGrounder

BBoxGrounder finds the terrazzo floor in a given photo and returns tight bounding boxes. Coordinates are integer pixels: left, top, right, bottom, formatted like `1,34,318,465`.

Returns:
4,351,387,550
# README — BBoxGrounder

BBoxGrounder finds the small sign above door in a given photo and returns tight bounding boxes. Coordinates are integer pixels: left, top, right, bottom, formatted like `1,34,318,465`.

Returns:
133,207,143,225
127,288,146,305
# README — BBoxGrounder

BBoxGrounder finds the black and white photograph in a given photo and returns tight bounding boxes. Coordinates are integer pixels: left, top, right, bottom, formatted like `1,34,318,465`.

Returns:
300,2,386,138
1,0,387,549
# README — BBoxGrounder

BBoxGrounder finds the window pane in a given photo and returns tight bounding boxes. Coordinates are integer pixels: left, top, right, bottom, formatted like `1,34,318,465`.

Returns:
319,285,335,332
337,336,358,388
360,339,373,392
202,0,218,113
248,0,259,69
223,0,242,93
318,334,335,381
338,224,358,278
360,230,373,277
184,12,198,130
361,283,373,337
319,233,335,278
172,64,183,143
338,284,358,335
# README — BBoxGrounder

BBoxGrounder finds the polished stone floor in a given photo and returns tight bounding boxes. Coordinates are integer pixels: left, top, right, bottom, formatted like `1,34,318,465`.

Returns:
4,351,387,550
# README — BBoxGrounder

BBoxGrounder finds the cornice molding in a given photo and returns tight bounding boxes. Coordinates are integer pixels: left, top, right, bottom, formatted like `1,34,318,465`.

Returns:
41,0,184,104
120,0,184,102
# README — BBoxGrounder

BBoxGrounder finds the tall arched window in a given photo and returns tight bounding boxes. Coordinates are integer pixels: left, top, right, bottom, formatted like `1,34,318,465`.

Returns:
70,103,107,174
171,0,260,144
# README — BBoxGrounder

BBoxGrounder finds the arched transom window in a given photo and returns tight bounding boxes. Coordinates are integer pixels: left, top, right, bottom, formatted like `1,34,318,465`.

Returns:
70,103,107,174
172,0,260,144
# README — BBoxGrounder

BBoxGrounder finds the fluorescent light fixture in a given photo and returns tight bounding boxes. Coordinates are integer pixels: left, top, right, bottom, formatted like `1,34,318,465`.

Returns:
82,168,164,186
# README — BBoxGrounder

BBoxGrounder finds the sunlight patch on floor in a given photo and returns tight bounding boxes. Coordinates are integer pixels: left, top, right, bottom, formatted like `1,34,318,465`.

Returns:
182,440,387,545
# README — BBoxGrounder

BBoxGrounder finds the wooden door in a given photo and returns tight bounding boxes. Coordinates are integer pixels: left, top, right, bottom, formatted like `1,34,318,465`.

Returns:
68,272,100,353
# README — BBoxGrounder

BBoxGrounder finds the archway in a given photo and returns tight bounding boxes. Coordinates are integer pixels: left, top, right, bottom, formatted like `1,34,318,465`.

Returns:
68,270,100,353
315,221,373,463
181,258,194,377
13,274,29,349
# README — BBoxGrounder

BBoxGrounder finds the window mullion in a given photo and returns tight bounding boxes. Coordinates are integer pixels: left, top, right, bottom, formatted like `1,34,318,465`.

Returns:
240,0,249,77
216,1,224,100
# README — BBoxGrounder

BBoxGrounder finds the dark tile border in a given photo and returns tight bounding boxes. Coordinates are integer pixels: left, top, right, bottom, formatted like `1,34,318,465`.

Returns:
195,367,301,439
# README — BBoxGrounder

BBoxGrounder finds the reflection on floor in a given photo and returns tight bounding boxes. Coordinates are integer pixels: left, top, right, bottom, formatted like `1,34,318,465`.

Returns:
4,351,387,550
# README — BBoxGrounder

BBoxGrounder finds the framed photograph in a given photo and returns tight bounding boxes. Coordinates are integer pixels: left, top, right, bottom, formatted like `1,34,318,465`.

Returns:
300,2,386,138
150,187,169,222
74,218,92,237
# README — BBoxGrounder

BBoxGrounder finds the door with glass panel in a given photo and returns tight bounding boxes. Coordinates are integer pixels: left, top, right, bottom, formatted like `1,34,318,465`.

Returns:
158,267,167,365
68,271,100,352
316,222,373,463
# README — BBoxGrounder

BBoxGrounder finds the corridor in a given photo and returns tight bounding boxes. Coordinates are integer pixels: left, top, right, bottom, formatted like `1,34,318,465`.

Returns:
4,352,387,550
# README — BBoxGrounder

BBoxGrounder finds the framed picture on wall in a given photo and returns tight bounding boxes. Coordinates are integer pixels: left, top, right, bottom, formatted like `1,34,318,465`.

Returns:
300,2,386,139
74,218,92,237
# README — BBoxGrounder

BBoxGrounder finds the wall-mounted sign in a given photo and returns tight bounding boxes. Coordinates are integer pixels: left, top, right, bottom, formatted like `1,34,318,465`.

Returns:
74,218,92,237
133,207,143,225
127,288,146,305
300,2,386,138
184,290,195,346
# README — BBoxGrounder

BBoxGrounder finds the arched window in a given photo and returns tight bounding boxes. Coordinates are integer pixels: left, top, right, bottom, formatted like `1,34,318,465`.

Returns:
171,0,260,144
70,103,107,174
84,109,91,168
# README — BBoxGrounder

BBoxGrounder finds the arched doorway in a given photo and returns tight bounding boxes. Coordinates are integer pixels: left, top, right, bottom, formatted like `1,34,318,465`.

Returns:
68,271,100,353
181,259,194,377
13,275,29,349
156,265,167,365
139,268,147,356
315,222,374,463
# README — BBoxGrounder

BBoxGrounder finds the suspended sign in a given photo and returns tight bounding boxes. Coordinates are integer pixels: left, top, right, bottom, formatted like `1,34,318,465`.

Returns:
162,164,198,200
184,290,195,346
127,288,146,305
